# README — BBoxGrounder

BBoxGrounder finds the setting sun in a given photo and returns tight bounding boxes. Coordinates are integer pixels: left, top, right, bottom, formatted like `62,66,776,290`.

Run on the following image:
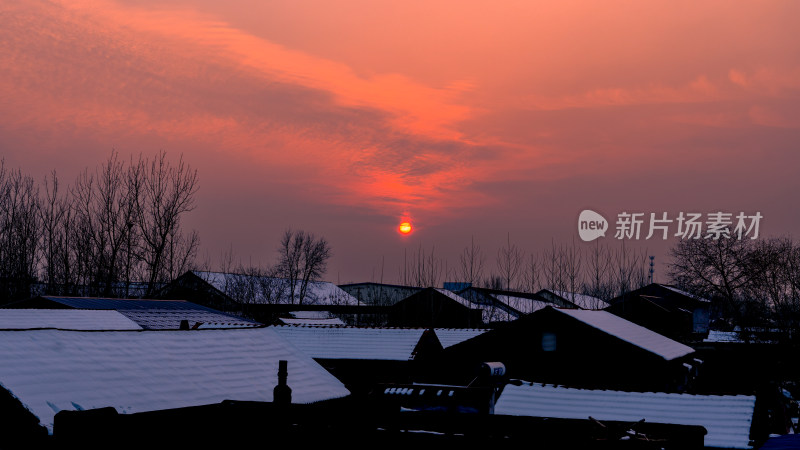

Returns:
398,222,413,235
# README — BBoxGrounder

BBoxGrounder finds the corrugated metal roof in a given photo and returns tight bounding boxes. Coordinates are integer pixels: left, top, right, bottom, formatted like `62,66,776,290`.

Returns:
554,308,695,360
279,318,347,326
433,328,488,348
495,382,755,449
0,309,142,330
38,296,220,311
118,310,261,330
0,327,349,433
272,325,427,360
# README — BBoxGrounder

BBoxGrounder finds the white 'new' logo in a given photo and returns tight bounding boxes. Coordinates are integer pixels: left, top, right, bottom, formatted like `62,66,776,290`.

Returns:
578,210,607,241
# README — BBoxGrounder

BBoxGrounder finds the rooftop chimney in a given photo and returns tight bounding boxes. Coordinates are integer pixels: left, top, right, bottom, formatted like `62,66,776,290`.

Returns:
273,360,292,405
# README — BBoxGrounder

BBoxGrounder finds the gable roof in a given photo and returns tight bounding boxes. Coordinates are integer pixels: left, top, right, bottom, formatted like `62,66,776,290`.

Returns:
441,288,522,322
0,309,142,331
23,296,261,330
552,308,695,360
495,382,755,449
0,327,349,433
192,271,362,306
539,289,609,310
30,296,219,310
433,328,489,348
491,293,552,314
271,325,430,360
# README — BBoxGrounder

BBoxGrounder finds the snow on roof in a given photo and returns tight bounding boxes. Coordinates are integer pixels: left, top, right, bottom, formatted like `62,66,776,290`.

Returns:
279,318,347,326
0,328,349,433
37,296,218,311
495,382,755,449
193,271,362,306
553,308,695,360
0,309,142,331
658,284,711,303
435,288,519,323
546,290,609,310
278,310,346,326
118,310,260,330
433,328,488,348
491,294,551,314
272,325,428,360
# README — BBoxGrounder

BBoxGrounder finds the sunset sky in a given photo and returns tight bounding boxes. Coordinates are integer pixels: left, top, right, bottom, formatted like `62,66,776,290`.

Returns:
2,0,799,284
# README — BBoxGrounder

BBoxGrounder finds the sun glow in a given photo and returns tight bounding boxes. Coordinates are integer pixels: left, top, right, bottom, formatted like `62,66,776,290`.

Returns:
398,221,413,235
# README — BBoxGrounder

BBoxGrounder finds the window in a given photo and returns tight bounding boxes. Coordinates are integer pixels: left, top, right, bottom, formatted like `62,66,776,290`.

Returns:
541,332,556,352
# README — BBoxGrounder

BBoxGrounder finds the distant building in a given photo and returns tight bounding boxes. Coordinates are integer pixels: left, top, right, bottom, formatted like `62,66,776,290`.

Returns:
458,287,555,316
158,270,363,324
338,282,422,306
387,287,513,328
606,283,711,341
440,306,698,391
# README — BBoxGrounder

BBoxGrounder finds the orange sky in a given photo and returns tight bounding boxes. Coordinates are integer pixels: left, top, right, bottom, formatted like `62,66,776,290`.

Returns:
1,0,799,283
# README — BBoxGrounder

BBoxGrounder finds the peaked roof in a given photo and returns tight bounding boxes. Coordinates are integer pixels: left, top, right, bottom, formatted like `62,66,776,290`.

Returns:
272,325,430,360
192,271,362,306
25,296,261,330
552,308,695,360
0,327,349,433
495,382,755,449
433,328,489,348
538,289,609,310
0,309,142,331
440,288,522,322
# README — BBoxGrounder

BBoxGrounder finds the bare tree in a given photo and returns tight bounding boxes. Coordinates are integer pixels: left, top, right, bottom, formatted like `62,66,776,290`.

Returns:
668,236,755,316
543,240,566,294
496,233,523,291
71,152,143,296
277,229,332,304
521,252,541,294
459,236,485,286
562,238,583,300
137,151,199,296
584,240,614,304
0,163,41,303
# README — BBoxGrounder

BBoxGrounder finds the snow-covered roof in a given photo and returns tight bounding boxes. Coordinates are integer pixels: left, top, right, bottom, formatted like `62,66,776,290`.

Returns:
546,290,608,310
658,284,711,303
0,328,349,433
277,311,346,326
704,330,742,343
272,325,430,360
491,294,551,314
0,309,142,331
118,310,261,330
193,271,362,306
553,308,695,360
435,288,520,323
495,382,755,449
433,328,488,348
